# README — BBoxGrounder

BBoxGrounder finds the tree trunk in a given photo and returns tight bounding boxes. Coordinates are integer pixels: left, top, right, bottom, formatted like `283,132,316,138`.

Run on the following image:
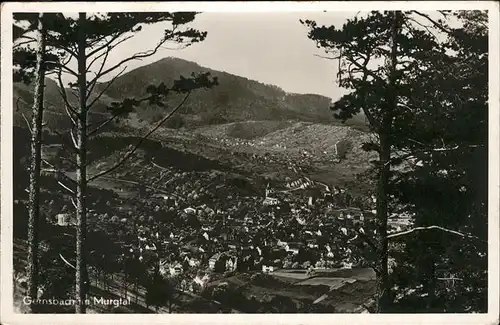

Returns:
75,12,88,314
424,250,437,310
375,10,400,313
134,282,139,304
375,132,391,313
26,12,46,313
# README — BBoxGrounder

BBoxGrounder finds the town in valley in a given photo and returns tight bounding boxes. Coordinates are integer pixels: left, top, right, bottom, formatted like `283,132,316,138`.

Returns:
9,8,489,315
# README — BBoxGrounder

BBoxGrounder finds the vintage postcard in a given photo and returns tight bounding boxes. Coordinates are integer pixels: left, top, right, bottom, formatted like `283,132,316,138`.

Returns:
1,1,499,324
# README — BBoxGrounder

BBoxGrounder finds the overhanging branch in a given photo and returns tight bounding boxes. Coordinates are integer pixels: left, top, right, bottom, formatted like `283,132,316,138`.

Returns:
406,17,440,40
411,11,453,35
86,48,109,76
56,68,77,119
13,37,37,49
21,113,33,135
88,114,120,137
60,254,76,269
87,65,127,110
45,61,78,77
387,225,485,242
57,180,75,194
70,197,77,209
53,129,79,153
344,51,385,85
313,53,340,60
86,32,124,59
95,33,174,80
355,228,379,252
41,157,78,177
86,34,134,100
86,48,110,100
88,92,192,182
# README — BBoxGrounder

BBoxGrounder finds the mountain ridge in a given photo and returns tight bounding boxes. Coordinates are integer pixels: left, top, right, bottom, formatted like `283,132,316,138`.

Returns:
93,56,336,125
13,56,368,130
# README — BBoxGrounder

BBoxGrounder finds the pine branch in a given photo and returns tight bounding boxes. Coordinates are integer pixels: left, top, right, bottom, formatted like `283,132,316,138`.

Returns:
60,52,73,67
57,180,75,194
13,37,37,49
393,138,484,165
60,254,76,269
86,49,110,99
355,228,379,252
51,159,78,174
88,114,120,137
86,47,109,75
387,225,485,242
86,32,118,52
70,197,77,209
343,51,385,85
158,44,190,51
95,32,174,80
65,106,78,129
313,53,340,60
46,34,79,58
53,129,78,153
45,61,79,77
21,113,33,135
86,34,134,100
15,96,25,112
407,138,425,146
358,56,381,132
56,68,77,119
406,17,440,40
411,11,453,35
41,157,78,176
54,125,79,151
69,128,79,150
433,145,459,152
88,92,191,182
87,65,127,110
86,33,122,58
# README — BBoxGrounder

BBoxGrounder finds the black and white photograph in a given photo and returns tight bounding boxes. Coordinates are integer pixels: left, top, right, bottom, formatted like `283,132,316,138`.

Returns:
1,1,499,324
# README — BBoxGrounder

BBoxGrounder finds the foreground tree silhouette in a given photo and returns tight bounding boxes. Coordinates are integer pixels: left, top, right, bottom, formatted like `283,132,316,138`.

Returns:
389,11,488,312
24,13,46,313
302,11,403,311
18,12,217,313
145,272,176,313
13,13,60,312
302,10,487,312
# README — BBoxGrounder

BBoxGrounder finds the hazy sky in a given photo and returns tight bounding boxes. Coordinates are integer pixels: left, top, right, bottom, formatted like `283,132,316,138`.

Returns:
46,10,458,101
94,12,357,101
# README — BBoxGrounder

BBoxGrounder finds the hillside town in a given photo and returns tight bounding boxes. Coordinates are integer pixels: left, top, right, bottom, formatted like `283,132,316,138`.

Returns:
27,144,413,312
9,7,489,317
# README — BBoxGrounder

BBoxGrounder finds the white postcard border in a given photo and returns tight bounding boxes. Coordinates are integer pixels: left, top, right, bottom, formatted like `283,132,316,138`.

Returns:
1,2,499,325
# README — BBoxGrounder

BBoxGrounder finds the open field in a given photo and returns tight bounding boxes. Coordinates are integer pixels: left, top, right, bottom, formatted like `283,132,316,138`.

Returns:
96,120,376,192
296,277,353,287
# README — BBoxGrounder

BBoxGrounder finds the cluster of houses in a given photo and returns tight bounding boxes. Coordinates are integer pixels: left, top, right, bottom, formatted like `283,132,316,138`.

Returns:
46,145,414,297
125,176,388,286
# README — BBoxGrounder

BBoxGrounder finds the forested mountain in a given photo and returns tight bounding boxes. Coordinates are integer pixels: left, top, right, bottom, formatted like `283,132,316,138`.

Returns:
13,57,367,130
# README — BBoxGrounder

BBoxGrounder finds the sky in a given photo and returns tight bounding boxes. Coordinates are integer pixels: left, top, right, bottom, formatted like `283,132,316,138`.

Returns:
24,10,459,101
89,12,357,101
